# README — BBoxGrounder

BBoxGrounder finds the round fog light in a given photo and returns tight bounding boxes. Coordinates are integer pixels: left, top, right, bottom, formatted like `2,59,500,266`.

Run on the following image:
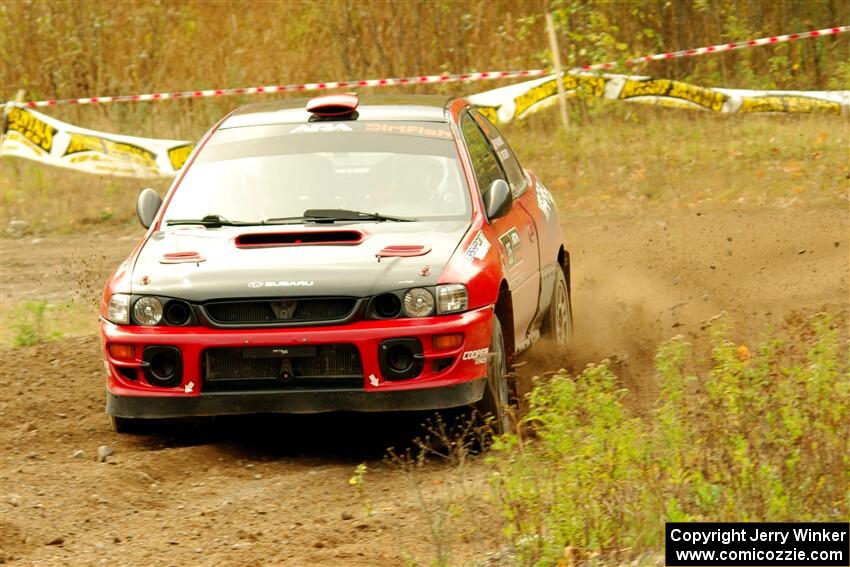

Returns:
133,297,163,326
402,288,434,317
386,345,414,373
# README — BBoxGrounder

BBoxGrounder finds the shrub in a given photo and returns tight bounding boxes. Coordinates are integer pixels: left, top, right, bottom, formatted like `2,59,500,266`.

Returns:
490,314,849,565
11,301,61,347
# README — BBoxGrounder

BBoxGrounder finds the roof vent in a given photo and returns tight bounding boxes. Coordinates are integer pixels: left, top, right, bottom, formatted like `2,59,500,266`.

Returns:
306,93,359,117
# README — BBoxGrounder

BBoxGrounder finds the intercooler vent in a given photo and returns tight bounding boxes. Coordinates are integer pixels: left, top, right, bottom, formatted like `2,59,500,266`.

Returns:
235,230,364,247
203,344,363,391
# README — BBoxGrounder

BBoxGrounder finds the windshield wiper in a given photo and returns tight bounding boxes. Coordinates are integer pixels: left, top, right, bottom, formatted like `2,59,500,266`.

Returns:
165,214,264,228
265,209,416,224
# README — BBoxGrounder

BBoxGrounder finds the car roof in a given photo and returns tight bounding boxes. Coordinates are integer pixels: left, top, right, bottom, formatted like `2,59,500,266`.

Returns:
221,95,458,129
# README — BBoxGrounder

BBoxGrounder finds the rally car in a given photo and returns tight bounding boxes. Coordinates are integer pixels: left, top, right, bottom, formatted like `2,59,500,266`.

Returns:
101,93,572,434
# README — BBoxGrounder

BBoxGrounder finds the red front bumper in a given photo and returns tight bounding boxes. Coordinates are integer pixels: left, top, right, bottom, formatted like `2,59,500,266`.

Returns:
101,305,493,417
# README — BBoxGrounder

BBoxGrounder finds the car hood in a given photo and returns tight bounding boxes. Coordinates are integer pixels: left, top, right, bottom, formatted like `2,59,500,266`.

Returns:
131,220,470,301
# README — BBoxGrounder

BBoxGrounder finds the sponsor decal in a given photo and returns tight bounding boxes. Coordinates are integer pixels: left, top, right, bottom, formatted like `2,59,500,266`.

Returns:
475,106,500,124
247,280,314,288
513,74,607,119
462,348,489,365
364,123,452,139
420,265,431,277
535,181,554,220
619,78,728,111
463,230,491,263
499,228,521,268
4,107,56,153
290,123,352,133
738,95,841,115
167,143,195,170
64,132,159,168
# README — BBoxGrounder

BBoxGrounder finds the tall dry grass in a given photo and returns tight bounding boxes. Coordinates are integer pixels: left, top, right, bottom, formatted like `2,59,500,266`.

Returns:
1,0,847,113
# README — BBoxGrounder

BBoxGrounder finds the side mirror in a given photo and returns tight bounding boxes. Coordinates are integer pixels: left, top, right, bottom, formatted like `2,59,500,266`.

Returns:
136,188,162,228
482,179,513,220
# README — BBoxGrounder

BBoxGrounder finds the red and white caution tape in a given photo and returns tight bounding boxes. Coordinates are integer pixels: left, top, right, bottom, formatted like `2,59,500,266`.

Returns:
572,25,849,72
9,70,547,109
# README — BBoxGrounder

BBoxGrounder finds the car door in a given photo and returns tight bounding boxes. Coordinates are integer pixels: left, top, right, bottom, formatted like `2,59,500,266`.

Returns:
459,110,541,346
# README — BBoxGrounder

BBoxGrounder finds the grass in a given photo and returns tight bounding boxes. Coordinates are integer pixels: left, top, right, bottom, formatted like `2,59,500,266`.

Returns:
0,299,94,347
503,103,849,216
0,103,847,234
487,314,849,565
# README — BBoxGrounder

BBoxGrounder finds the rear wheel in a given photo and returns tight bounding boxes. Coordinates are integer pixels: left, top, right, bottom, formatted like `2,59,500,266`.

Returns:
474,316,513,435
542,268,573,345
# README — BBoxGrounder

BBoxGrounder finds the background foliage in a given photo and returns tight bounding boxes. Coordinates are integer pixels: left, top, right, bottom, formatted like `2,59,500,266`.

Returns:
1,0,848,135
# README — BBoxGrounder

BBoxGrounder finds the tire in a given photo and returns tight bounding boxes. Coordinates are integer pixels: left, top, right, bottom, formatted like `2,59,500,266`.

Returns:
474,316,514,435
110,415,152,434
542,267,573,345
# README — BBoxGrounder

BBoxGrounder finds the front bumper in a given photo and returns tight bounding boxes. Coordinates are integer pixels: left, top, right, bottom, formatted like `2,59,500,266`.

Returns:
107,379,486,417
101,305,493,417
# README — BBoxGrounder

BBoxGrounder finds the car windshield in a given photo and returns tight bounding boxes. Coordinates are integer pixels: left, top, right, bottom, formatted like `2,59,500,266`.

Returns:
161,121,469,224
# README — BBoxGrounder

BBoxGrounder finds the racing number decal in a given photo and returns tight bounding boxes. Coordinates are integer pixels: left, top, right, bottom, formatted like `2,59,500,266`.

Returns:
499,228,521,268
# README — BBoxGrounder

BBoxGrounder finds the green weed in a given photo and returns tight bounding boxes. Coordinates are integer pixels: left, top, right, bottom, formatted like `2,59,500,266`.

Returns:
489,314,849,565
10,301,62,347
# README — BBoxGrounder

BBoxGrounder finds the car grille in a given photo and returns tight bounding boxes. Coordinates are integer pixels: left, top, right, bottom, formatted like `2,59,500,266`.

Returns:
204,298,356,325
203,344,363,390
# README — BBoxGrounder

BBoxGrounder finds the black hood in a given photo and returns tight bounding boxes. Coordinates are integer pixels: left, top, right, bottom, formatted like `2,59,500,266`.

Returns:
131,220,469,301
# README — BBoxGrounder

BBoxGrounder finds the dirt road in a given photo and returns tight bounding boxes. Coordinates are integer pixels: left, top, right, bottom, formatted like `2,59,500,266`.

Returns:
1,204,847,565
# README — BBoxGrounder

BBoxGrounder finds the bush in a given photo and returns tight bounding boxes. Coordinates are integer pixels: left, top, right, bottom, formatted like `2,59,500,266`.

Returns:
10,301,61,347
490,314,849,565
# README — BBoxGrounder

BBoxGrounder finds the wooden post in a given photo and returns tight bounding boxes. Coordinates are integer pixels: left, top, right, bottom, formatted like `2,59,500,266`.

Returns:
545,11,569,129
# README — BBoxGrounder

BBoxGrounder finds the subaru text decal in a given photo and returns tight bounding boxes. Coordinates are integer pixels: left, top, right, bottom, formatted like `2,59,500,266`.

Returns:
247,280,314,288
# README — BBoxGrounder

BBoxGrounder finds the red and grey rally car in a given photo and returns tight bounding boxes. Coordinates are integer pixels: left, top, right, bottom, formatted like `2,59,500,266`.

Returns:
101,94,572,433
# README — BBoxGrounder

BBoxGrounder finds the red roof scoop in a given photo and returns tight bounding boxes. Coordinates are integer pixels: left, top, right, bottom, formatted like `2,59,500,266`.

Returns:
376,245,432,262
306,93,359,117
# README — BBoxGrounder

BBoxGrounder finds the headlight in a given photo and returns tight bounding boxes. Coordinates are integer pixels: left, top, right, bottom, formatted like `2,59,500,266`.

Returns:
133,296,163,326
107,294,131,324
436,284,468,314
402,288,435,317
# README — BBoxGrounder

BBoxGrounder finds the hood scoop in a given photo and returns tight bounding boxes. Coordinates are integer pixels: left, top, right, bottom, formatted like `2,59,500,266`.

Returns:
161,251,205,264
376,245,432,262
235,229,366,248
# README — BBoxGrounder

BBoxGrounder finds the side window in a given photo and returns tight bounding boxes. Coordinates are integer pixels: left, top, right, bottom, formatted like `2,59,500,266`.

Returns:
470,110,527,196
460,111,506,194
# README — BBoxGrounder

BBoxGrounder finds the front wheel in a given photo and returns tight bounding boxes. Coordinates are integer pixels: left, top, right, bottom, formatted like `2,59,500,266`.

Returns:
110,415,153,434
474,316,513,435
